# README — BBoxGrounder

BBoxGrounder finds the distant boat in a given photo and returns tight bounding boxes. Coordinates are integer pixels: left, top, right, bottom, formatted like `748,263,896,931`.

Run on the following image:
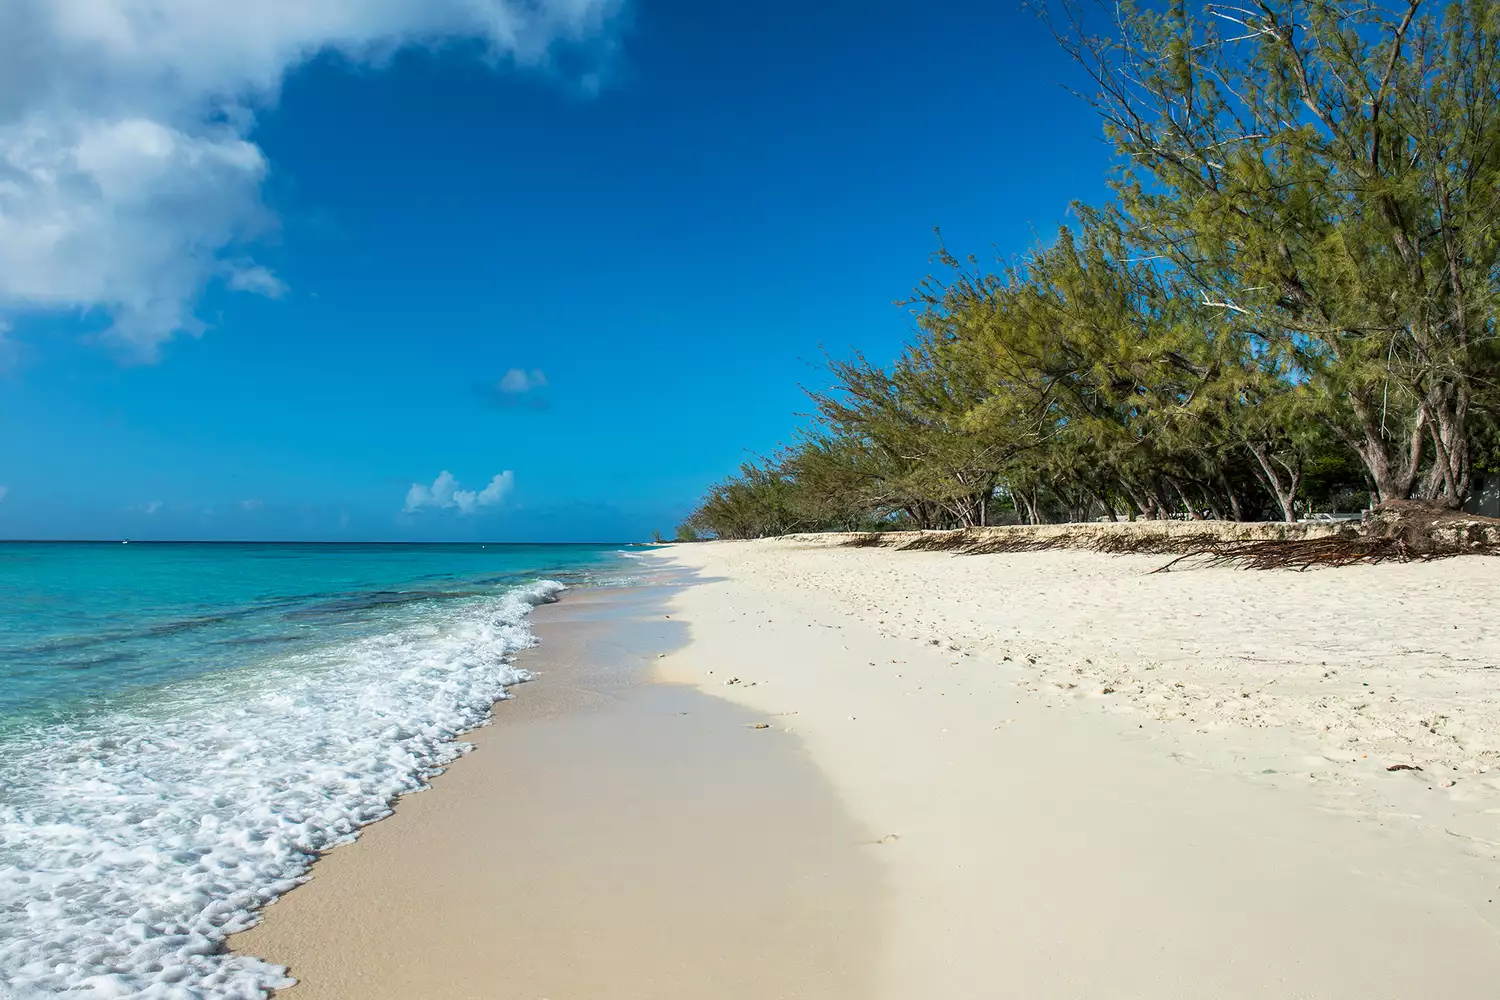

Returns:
122,539,130,545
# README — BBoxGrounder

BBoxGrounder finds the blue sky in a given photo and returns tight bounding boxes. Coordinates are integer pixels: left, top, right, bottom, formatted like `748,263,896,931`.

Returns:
0,0,1113,541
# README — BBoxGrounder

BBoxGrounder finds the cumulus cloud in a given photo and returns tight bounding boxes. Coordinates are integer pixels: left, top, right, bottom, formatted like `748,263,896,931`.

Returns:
135,500,164,514
404,470,515,515
0,1,621,359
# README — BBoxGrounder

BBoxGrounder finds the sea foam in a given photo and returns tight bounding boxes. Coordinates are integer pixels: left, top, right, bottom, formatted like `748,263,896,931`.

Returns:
0,580,564,999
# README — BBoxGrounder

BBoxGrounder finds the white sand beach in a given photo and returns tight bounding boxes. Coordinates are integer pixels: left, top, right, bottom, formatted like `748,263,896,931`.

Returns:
237,538,1500,998
649,539,1500,998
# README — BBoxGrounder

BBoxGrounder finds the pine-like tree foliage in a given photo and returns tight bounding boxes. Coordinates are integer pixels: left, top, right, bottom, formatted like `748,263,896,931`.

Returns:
679,0,1500,540
1049,0,1500,504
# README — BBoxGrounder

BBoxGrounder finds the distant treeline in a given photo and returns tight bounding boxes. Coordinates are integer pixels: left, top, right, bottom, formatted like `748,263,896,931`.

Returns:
680,0,1500,541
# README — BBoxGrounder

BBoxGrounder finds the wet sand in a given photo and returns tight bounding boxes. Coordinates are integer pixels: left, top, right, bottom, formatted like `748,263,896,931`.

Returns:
230,579,880,999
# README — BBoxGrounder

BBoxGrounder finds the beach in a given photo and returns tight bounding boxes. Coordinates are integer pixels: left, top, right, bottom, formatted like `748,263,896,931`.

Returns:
17,3,1500,998
234,537,1500,997
229,574,881,999
0,542,630,998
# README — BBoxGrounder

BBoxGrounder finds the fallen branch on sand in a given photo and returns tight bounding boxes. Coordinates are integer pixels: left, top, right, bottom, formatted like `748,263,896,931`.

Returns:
1152,536,1409,572
1152,502,1500,572
827,501,1500,571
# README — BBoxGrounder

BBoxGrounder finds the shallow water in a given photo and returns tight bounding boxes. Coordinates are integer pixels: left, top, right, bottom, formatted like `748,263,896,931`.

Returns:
0,542,633,999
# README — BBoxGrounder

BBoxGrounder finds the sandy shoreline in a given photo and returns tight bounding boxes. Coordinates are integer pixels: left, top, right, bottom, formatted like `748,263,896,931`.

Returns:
233,540,1500,997
230,572,879,999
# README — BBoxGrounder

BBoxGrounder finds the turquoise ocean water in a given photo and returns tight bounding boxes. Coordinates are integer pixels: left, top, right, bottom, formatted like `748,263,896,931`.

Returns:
0,542,634,999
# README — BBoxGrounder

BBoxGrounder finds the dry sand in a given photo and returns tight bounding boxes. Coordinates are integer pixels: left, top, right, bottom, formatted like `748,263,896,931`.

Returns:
234,540,1500,998
648,539,1500,998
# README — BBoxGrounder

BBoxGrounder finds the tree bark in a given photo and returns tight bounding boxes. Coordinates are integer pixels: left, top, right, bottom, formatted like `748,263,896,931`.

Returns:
1091,487,1118,522
1246,442,1301,522
1417,382,1470,506
1216,470,1245,521
1340,392,1426,503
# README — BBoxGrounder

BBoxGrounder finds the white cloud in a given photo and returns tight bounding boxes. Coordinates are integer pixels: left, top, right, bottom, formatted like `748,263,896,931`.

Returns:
0,486,8,503
404,470,515,515
0,1,621,359
240,498,264,510
499,367,547,393
135,499,163,514
224,262,288,298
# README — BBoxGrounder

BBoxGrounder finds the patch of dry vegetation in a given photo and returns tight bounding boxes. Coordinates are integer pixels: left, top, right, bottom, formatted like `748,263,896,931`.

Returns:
822,503,1500,570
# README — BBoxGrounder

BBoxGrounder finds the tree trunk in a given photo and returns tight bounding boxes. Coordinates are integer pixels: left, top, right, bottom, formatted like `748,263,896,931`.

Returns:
1165,477,1202,519
1091,488,1118,522
1141,480,1169,520
1119,482,1148,522
1216,470,1245,521
1246,442,1301,522
1017,489,1039,526
1341,391,1427,503
1417,382,1470,507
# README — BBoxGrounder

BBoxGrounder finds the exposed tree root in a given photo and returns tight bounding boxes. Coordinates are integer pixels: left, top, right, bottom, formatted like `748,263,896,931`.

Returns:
1152,537,1402,572
837,502,1500,571
1153,502,1500,572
